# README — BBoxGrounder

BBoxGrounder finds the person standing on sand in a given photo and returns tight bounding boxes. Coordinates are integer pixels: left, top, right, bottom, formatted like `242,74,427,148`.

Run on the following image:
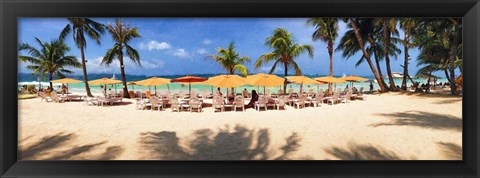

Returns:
243,88,248,98
216,87,223,96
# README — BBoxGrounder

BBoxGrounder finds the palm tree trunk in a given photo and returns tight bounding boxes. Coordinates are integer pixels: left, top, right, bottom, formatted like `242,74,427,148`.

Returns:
350,18,388,92
118,51,130,98
49,72,53,89
444,69,450,82
449,68,457,95
401,31,410,91
383,20,397,91
283,62,288,92
328,41,333,95
80,46,93,97
370,39,389,90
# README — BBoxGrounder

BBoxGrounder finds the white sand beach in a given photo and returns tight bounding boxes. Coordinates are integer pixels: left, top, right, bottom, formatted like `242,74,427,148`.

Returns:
18,92,462,160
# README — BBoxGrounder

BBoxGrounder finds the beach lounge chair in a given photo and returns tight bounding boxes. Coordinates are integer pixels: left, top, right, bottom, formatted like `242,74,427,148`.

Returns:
135,91,142,98
145,91,151,99
39,92,53,102
51,92,65,103
169,98,181,112
307,88,315,97
255,96,267,111
265,90,271,97
84,96,98,106
353,87,366,100
213,96,225,112
327,92,341,105
294,95,308,109
234,96,245,112
311,92,324,107
129,91,135,98
150,97,162,111
288,88,294,96
266,96,276,110
190,99,202,112
276,96,287,110
341,90,353,103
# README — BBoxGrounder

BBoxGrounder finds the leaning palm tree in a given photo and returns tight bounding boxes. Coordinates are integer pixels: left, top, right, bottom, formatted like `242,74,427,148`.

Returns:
306,18,339,94
60,18,105,97
19,37,81,88
254,28,314,92
399,18,419,90
377,18,400,91
102,19,142,98
209,41,250,76
344,18,388,92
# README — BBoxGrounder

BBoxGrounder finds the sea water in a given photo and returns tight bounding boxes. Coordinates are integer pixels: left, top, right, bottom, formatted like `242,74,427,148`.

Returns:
18,73,450,95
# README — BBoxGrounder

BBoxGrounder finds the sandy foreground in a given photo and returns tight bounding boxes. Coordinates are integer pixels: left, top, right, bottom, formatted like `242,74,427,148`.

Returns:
18,92,462,160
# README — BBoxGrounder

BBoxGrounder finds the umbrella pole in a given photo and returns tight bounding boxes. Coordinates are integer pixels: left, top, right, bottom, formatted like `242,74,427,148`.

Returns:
115,84,117,94
189,83,191,97
167,84,170,92
211,86,213,94
264,86,266,95
155,86,157,95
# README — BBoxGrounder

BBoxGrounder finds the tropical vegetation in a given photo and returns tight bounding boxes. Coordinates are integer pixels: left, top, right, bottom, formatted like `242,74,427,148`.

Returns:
254,28,314,92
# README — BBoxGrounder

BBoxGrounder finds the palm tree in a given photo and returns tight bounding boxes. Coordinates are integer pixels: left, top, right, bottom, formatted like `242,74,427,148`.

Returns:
60,18,105,97
19,38,81,88
399,18,419,90
344,18,388,92
306,18,339,94
377,18,400,91
414,18,462,95
254,28,314,92
336,18,391,90
102,19,142,98
208,41,250,76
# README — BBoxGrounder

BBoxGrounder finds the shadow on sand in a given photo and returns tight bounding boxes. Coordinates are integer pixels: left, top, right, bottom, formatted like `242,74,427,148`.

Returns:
139,125,302,160
370,111,462,132
18,132,124,160
437,142,462,160
325,142,402,160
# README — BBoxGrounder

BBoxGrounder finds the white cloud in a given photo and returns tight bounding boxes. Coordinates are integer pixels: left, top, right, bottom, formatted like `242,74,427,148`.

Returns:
139,40,171,51
72,57,165,74
173,48,190,58
202,39,212,45
196,48,207,54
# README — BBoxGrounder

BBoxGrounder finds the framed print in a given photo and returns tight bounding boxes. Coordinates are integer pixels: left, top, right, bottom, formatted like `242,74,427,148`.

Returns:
1,0,479,177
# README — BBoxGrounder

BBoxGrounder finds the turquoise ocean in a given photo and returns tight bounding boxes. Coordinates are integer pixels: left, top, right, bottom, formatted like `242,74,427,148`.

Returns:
18,73,450,95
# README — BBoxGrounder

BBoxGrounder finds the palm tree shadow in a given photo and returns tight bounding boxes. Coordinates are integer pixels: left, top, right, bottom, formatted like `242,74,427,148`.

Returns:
325,142,402,160
19,132,124,160
432,98,462,104
139,125,303,160
370,111,462,132
437,142,462,160
18,132,75,160
46,141,106,160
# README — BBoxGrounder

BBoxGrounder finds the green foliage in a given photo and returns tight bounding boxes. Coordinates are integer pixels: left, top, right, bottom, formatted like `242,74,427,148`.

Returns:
208,42,250,76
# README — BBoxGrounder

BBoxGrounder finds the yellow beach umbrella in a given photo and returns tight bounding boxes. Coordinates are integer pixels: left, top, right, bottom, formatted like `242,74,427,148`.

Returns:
127,81,137,91
51,78,82,95
286,76,322,94
246,73,285,94
51,78,82,84
88,78,122,95
315,76,346,84
341,75,368,82
205,74,246,95
136,77,171,95
88,78,122,85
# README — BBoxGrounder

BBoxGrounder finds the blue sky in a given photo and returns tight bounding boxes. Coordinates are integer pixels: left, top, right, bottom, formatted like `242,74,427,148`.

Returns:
19,18,429,77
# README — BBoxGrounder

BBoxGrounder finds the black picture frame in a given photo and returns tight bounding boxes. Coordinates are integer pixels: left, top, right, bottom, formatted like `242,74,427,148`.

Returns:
1,0,479,177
